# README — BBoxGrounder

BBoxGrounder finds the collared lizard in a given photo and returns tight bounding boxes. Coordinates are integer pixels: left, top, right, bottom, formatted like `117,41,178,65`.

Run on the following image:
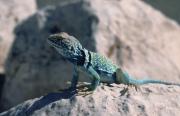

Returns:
47,32,180,93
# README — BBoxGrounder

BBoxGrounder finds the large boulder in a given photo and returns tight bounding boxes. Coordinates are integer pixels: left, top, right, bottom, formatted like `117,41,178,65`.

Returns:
36,0,75,9
0,0,36,73
0,0,37,112
1,0,180,111
1,84,180,116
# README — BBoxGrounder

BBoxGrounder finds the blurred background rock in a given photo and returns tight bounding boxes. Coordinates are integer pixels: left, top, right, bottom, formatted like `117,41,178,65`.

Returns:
144,0,180,24
0,0,180,112
0,0,37,112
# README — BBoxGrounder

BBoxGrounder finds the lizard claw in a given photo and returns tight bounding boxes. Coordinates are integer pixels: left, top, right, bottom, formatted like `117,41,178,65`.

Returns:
127,84,139,91
75,84,95,96
120,87,129,96
120,84,139,96
76,90,93,97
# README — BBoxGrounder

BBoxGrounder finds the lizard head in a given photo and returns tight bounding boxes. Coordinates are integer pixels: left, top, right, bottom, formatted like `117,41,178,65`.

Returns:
47,32,84,63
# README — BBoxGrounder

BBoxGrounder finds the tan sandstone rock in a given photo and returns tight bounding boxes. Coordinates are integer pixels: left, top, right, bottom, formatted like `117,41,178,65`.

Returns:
1,0,180,111
1,84,180,116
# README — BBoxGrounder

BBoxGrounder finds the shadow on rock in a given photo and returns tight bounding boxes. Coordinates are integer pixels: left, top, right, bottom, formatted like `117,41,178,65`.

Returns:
25,90,76,116
0,73,5,113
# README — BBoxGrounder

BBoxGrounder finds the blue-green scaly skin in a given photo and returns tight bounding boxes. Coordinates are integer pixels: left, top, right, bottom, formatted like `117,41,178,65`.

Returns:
47,32,180,91
89,52,118,83
122,72,180,86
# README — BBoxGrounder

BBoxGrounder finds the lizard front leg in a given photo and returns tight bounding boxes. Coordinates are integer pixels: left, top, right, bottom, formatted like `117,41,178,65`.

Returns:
87,66,100,91
77,66,100,96
70,65,79,88
58,65,79,92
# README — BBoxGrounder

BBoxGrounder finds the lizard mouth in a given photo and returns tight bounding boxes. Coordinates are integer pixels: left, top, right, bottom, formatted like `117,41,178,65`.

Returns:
47,39,61,49
47,39,54,46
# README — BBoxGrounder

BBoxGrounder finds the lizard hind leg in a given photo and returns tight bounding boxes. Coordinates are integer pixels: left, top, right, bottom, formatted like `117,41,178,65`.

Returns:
128,84,139,91
116,68,140,91
116,68,130,87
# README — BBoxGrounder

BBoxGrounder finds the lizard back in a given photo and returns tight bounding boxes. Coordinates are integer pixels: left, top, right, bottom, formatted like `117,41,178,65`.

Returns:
89,52,118,83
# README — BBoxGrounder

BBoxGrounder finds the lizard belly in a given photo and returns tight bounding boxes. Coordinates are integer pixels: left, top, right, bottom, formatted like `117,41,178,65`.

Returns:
80,67,115,83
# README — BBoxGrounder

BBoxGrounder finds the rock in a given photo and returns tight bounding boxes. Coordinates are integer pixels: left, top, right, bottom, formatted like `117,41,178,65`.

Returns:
0,0,37,73
36,0,76,9
1,84,180,116
2,0,180,111
0,0,37,112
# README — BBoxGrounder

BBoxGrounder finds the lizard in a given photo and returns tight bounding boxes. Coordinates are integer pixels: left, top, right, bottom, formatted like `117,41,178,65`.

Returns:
47,32,180,93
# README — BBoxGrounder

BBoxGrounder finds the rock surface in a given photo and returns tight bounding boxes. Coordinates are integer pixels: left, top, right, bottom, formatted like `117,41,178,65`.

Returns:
0,0,37,73
36,0,76,9
1,0,180,111
1,84,180,116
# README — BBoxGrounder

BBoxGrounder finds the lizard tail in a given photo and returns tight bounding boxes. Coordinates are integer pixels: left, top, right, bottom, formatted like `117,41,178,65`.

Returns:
129,78,180,86
116,68,180,87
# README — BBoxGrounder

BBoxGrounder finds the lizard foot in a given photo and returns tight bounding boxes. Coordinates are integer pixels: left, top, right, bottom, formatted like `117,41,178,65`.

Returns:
76,82,91,89
58,82,91,92
127,84,140,91
76,85,95,97
120,84,140,96
76,90,93,97
58,87,76,93
120,87,129,96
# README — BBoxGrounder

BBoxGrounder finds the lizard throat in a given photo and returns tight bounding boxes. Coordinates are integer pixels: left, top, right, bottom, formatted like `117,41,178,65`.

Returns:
76,50,86,66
